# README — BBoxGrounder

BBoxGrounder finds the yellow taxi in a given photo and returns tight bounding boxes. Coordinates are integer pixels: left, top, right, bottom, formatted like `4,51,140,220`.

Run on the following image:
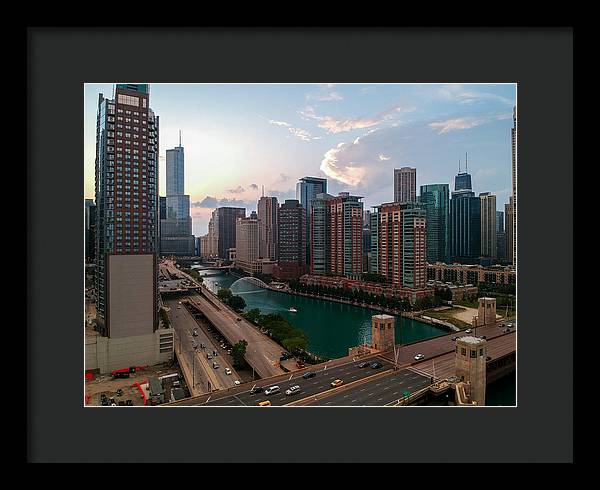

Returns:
330,379,344,388
258,400,272,406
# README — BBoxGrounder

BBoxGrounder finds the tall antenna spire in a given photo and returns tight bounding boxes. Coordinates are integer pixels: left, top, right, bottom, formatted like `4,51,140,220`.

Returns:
465,152,468,173
179,130,182,147
459,158,461,173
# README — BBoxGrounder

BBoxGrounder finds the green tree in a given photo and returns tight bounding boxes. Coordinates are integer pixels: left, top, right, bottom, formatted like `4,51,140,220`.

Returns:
217,288,233,302
231,339,248,369
243,308,261,324
228,295,246,312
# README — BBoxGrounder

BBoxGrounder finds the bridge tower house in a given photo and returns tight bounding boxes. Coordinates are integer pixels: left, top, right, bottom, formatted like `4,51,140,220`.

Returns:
473,297,496,327
371,314,395,351
454,336,487,405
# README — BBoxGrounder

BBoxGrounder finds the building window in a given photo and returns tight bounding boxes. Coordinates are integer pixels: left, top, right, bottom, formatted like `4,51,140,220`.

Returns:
461,348,466,356
470,350,477,358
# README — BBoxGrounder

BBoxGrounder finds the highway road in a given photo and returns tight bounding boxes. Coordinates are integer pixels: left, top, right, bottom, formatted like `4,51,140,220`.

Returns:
303,369,431,406
165,298,239,392
194,356,394,406
161,259,285,379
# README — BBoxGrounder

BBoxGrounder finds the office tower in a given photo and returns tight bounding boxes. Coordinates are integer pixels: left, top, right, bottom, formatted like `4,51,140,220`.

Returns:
450,189,481,264
328,192,364,277
296,176,327,264
479,192,497,259
401,206,427,289
207,210,219,257
85,199,96,263
310,193,334,275
276,199,306,280
258,195,278,260
454,154,473,191
363,210,371,229
91,84,173,373
373,202,427,289
217,207,245,259
159,197,167,219
512,106,517,266
160,134,195,256
496,210,506,261
235,216,260,273
419,183,450,264
496,211,504,234
505,198,514,265
362,227,371,273
394,167,417,203
369,210,379,274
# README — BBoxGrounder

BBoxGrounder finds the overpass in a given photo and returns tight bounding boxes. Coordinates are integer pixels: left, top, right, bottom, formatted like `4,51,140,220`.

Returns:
182,291,286,379
166,320,515,406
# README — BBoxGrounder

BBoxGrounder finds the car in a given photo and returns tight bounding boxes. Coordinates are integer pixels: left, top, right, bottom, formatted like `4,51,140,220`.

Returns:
101,399,109,406
111,403,117,406
249,386,264,395
451,336,458,341
465,329,472,333
177,306,181,309
234,380,241,386
358,361,371,368
264,385,280,395
504,328,511,333
285,385,301,396
480,335,487,340
302,371,316,379
331,379,344,388
213,362,219,369
200,343,205,349
236,317,242,321
370,362,382,369
486,356,492,361
192,330,198,337
109,397,116,404
225,368,232,375
100,393,108,402
258,400,271,406
116,389,123,397
414,354,425,361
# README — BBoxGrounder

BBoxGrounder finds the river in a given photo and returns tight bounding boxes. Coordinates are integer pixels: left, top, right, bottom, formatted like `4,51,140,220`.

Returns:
193,268,515,405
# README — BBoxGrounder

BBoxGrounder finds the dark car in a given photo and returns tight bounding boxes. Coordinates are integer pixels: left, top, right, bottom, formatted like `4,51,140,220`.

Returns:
480,335,487,340
371,362,382,369
486,356,492,361
249,386,264,395
302,371,316,379
116,389,123,397
100,393,108,402
358,361,371,368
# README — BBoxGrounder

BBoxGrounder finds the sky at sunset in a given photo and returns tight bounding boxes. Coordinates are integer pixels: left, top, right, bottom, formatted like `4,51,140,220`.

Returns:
84,83,516,237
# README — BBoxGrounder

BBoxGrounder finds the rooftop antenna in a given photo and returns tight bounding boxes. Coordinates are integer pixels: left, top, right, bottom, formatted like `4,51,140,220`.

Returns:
465,152,468,173
458,158,461,173
179,130,182,147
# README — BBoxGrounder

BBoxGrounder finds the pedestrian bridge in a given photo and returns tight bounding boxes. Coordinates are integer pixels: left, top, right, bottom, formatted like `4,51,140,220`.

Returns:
230,276,270,291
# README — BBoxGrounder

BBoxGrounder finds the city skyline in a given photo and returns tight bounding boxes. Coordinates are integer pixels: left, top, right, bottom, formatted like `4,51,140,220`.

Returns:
85,83,516,237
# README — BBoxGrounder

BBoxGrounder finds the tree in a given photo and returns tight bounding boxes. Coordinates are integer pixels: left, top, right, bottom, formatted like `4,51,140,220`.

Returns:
282,335,308,354
231,340,248,369
217,288,233,302
228,294,246,312
243,308,261,324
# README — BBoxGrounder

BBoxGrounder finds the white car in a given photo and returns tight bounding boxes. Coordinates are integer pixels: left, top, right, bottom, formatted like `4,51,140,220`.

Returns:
264,386,280,395
465,329,472,333
414,353,425,361
285,385,301,396
234,380,241,386
225,368,232,375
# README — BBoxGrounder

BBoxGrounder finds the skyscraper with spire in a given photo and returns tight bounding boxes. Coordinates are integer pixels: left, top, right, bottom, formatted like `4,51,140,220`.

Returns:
160,131,195,256
454,153,473,191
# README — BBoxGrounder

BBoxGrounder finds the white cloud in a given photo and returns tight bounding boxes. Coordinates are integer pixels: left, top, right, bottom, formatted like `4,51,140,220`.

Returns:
378,154,391,161
268,119,291,127
300,104,408,134
428,117,487,134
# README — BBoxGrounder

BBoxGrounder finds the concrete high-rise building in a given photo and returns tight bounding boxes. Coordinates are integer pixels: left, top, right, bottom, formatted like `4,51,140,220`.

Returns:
394,167,417,203
511,106,517,266
258,195,278,260
455,336,487,405
362,227,371,273
372,202,427,289
419,183,450,264
217,207,246,259
505,198,514,265
160,134,195,256
91,83,174,372
310,193,334,275
450,188,481,264
496,210,504,234
310,192,363,277
85,199,96,263
297,177,327,265
327,192,364,277
369,210,379,274
275,199,306,280
207,210,219,258
401,206,427,289
496,210,506,261
479,192,497,260
235,216,260,274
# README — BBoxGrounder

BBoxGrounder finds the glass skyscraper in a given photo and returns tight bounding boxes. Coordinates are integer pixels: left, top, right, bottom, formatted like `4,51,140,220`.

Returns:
450,190,481,264
296,176,327,264
419,183,450,264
